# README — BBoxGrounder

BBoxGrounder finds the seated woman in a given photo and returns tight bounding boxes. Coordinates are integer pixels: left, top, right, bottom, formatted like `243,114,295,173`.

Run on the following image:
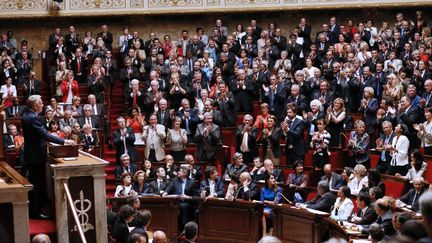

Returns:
0,77,17,108
67,96,83,117
348,120,370,169
132,170,148,196
47,97,64,118
330,186,354,221
224,174,240,201
142,160,156,179
396,149,427,182
348,164,369,196
286,160,309,203
126,108,145,144
260,173,283,236
336,167,353,189
114,172,137,197
48,120,64,138
166,116,187,162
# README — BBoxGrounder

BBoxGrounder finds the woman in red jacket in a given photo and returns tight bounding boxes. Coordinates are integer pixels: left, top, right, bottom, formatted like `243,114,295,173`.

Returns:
61,70,79,103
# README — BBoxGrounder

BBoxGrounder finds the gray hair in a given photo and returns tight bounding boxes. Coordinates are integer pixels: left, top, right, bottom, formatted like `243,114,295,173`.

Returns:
310,99,322,109
120,154,130,160
420,192,432,224
233,152,243,162
83,104,92,111
382,121,392,128
26,95,42,110
131,79,139,85
318,180,330,192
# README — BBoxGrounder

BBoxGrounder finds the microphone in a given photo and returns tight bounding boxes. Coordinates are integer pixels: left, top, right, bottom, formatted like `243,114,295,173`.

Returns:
276,191,293,205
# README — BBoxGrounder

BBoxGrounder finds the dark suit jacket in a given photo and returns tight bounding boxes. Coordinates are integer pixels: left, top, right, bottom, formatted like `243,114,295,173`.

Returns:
235,125,258,156
77,116,100,129
321,173,343,191
156,109,172,129
165,178,198,197
352,205,378,225
285,95,307,116
127,90,145,112
199,177,225,198
214,92,236,127
400,188,426,212
23,79,41,100
112,127,137,162
189,165,202,182
112,219,129,243
397,106,421,134
305,191,336,212
260,127,283,159
235,182,260,201
114,163,138,179
285,117,306,157
70,56,88,80
78,132,99,150
186,42,205,58
194,123,221,162
22,109,64,164
359,98,378,130
224,163,248,179
5,105,25,117
256,169,285,183
145,179,168,194
231,79,255,112
312,91,335,110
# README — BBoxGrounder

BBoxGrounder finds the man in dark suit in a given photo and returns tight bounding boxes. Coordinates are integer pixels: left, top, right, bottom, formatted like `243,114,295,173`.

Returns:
77,104,100,129
178,99,200,141
282,106,306,165
214,83,235,127
58,109,77,130
202,100,224,127
97,24,113,51
312,80,335,111
127,79,145,112
320,164,343,191
273,28,287,52
304,181,336,213
232,69,255,112
250,19,262,41
397,95,422,150
87,66,105,104
235,114,258,164
287,33,305,71
163,155,179,179
185,154,202,182
64,25,79,57
22,71,41,101
420,79,432,109
69,48,88,83
145,167,168,195
298,18,312,50
376,121,395,174
186,35,205,58
284,84,307,116
103,50,118,85
22,95,76,219
156,99,172,129
115,154,138,179
223,152,249,180
119,59,140,99
6,97,25,117
194,112,221,163
199,165,225,198
234,172,260,201
48,27,62,54
163,167,198,230
349,192,378,225
112,116,137,163
399,177,427,212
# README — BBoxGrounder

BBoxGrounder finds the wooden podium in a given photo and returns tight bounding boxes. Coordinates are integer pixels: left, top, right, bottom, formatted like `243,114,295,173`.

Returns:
270,204,330,243
198,199,263,243
0,161,33,243
49,150,109,243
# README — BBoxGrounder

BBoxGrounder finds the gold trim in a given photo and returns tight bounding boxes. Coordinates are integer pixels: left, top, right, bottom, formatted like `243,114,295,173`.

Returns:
0,1,430,19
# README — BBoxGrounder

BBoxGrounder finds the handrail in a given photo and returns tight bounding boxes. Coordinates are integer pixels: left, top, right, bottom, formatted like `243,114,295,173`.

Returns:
63,182,88,243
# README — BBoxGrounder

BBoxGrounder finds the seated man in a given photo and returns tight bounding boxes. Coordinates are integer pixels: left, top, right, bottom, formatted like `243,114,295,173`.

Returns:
58,109,77,130
223,152,248,180
234,172,260,201
78,124,98,151
77,104,100,129
5,97,25,117
320,164,343,191
163,167,198,231
349,192,378,225
163,155,178,179
185,154,202,181
255,159,285,183
398,176,427,212
302,181,336,213
199,165,225,199
359,198,396,237
181,221,198,243
115,154,138,179
145,167,168,195
250,157,265,181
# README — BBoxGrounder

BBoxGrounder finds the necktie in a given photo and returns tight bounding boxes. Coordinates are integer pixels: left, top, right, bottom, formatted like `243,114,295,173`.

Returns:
77,59,81,74
87,117,91,127
133,93,137,107
157,180,161,191
161,111,165,121
412,193,418,205
381,136,388,161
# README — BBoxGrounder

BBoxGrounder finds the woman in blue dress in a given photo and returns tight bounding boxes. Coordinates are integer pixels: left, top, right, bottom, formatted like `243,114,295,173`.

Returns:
260,173,283,236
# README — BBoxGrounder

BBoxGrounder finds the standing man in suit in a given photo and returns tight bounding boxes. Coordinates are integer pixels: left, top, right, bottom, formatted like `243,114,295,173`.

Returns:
235,114,258,164
199,165,225,199
156,99,171,129
195,112,221,163
376,121,395,174
69,48,88,83
163,167,198,230
145,167,168,195
77,104,100,129
214,83,235,127
420,79,432,109
232,69,255,112
22,71,41,101
112,116,137,163
298,18,312,50
398,177,427,212
97,24,113,51
250,19,262,41
22,95,76,219
215,19,228,37
397,95,421,150
142,114,166,162
281,106,306,165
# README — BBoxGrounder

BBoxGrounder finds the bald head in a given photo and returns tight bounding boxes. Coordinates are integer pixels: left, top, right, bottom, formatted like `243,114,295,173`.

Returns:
32,234,51,243
153,230,167,243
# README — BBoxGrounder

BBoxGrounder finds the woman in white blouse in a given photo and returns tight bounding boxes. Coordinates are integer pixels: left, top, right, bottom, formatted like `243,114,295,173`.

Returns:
1,77,17,108
330,186,354,221
396,149,428,182
114,172,137,197
348,164,368,196
387,124,410,175
415,107,432,156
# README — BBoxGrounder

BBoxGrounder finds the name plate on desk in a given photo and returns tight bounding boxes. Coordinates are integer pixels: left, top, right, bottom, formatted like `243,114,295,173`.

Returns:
48,144,78,158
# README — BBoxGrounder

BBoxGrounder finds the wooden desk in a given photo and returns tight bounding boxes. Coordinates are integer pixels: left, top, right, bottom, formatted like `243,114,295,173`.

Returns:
326,217,368,241
198,198,263,243
0,161,33,243
269,204,329,243
109,196,179,241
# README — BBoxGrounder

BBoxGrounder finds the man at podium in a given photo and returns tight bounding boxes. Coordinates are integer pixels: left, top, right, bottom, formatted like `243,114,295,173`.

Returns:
22,95,76,219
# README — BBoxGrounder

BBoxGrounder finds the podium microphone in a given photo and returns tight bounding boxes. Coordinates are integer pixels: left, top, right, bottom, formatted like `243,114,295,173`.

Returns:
276,191,293,205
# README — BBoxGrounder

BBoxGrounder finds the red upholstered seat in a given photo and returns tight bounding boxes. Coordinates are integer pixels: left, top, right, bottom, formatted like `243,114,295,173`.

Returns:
382,179,405,198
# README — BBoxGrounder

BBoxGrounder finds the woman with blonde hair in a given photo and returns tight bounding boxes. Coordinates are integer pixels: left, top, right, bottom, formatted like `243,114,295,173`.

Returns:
326,98,346,147
383,73,404,103
348,164,369,195
348,120,370,169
